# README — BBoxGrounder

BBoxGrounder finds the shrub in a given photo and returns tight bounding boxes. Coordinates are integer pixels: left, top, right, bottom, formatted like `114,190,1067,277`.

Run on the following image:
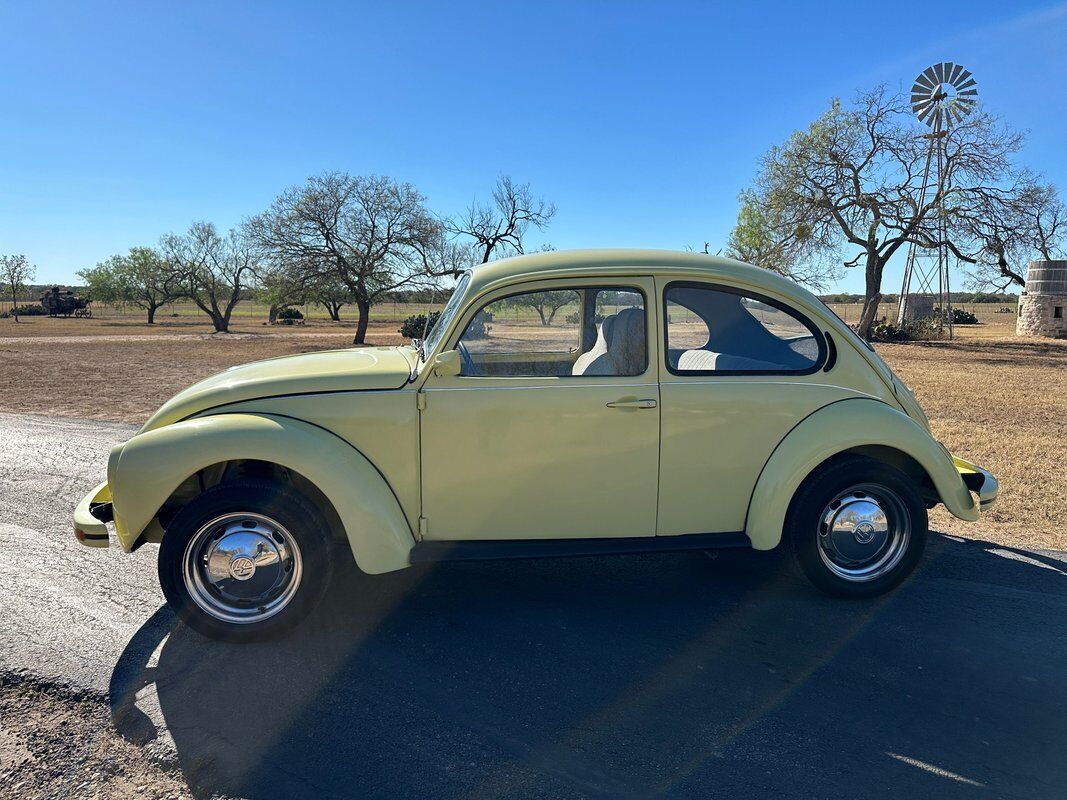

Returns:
951,307,978,325
277,307,304,325
399,311,441,340
868,318,938,342
13,304,47,316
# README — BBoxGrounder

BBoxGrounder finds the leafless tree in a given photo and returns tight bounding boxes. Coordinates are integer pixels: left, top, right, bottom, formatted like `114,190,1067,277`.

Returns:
735,86,1028,338
247,173,439,344
1,254,36,322
162,222,257,333
960,180,1065,291
445,175,556,265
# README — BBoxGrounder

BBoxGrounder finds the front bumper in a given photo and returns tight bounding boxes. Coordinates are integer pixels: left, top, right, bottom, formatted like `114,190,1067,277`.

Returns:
73,481,113,548
953,457,999,513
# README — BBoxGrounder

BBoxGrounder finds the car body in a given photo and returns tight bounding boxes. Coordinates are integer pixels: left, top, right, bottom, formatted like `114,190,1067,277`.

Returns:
73,249,998,640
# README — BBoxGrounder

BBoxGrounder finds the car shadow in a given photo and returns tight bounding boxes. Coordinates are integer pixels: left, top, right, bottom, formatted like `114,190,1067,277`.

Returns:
110,534,1067,799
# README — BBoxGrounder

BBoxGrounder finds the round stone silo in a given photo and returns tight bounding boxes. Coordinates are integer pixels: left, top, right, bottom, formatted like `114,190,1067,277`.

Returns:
1017,260,1067,338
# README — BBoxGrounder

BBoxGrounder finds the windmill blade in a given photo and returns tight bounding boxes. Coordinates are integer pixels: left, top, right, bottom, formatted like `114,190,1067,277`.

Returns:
911,83,933,99
914,73,936,92
933,62,946,83
948,63,964,84
956,76,977,91
954,67,973,85
913,96,936,114
921,65,939,86
957,88,978,98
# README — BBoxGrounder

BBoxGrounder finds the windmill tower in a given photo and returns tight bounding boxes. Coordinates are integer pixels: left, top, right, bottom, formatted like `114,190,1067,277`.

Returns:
896,62,978,337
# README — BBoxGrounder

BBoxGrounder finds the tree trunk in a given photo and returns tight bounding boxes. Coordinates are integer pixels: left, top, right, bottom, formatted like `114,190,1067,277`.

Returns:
211,310,229,333
9,286,18,323
856,253,885,340
147,304,158,324
327,302,342,321
352,298,371,344
535,307,547,326
268,304,280,325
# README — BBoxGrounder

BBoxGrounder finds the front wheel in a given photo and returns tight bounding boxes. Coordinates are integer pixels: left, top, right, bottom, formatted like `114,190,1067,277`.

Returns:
158,480,334,642
787,456,927,598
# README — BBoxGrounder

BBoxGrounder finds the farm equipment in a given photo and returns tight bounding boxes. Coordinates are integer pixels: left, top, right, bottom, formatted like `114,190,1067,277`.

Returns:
40,286,92,318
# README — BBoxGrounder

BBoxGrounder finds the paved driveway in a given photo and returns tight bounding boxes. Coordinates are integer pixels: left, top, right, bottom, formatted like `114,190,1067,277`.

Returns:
1,412,1065,799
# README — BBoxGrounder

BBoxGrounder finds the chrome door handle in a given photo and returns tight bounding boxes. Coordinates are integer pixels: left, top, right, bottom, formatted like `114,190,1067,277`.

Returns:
606,398,657,409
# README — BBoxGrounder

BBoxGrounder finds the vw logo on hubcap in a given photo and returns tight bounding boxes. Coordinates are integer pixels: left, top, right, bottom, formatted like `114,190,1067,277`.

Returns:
229,556,256,581
853,521,877,545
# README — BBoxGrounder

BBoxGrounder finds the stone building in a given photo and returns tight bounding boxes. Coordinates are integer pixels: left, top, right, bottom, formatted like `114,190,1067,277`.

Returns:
1017,260,1067,338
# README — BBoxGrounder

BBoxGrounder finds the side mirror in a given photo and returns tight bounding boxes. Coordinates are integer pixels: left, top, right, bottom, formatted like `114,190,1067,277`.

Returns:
432,349,462,377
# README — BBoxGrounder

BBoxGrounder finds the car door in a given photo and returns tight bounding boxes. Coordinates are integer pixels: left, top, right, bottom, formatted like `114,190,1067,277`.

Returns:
655,278,855,537
420,277,660,541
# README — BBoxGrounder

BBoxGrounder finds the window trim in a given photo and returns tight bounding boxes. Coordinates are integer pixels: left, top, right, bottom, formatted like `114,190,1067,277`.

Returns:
662,280,827,377
453,283,651,379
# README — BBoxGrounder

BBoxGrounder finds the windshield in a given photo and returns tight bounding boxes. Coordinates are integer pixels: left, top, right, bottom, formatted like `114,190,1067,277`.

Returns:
421,272,471,362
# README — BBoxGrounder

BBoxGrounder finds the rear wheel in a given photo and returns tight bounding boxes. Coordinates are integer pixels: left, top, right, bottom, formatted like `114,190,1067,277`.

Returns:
159,480,333,641
787,456,927,597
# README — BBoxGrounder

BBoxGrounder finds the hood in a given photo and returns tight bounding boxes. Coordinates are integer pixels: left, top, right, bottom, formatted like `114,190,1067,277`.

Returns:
140,345,416,432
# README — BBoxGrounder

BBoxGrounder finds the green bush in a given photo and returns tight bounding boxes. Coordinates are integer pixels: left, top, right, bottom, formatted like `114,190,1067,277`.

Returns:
13,304,47,316
868,318,938,342
951,307,979,325
399,311,441,340
277,307,304,325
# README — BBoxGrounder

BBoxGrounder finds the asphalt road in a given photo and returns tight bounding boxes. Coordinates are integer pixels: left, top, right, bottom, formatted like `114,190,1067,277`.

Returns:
1,410,1066,799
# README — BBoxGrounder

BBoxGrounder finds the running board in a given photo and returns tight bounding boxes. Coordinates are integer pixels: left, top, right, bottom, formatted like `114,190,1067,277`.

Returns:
409,531,750,563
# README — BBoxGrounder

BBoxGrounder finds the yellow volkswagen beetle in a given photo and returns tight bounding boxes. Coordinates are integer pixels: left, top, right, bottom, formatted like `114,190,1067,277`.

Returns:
73,249,998,641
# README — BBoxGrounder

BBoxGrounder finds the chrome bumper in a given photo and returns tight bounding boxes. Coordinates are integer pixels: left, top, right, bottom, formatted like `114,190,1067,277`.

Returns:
953,457,999,513
73,481,113,548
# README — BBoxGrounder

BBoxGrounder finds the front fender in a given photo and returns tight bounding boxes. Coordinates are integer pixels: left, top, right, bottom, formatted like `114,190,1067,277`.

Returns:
745,398,976,550
108,413,415,573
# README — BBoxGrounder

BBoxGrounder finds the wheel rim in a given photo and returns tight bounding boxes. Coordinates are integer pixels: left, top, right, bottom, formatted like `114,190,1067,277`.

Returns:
182,512,303,624
817,483,911,582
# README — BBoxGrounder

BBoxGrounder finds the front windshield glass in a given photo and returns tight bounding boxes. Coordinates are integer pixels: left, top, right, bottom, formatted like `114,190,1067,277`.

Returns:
421,272,471,361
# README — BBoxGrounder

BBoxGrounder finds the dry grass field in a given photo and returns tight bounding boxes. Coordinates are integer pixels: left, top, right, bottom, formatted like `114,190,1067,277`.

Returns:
1,303,1063,550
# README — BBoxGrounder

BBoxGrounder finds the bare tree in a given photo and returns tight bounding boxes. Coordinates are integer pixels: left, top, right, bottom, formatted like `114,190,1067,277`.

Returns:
163,222,257,333
247,173,439,344
735,86,1027,338
961,181,1065,291
1,254,36,322
446,175,556,265
78,247,184,324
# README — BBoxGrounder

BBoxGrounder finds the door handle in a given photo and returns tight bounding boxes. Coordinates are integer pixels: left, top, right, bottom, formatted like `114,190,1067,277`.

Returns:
606,398,657,409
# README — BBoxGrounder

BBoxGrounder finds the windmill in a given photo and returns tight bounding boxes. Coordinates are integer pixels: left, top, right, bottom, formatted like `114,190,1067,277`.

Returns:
896,62,978,336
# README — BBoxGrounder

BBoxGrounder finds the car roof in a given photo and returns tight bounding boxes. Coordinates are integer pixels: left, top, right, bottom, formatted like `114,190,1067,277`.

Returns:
465,248,819,305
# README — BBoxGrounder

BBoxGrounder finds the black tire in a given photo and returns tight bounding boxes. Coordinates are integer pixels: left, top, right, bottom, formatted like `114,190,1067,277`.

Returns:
787,456,927,598
158,480,334,642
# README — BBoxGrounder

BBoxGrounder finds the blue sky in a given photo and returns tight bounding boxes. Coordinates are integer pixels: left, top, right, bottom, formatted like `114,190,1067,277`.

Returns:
2,1,1066,292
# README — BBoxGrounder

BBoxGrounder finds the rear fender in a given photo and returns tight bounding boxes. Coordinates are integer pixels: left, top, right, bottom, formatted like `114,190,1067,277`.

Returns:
745,398,976,550
108,413,415,573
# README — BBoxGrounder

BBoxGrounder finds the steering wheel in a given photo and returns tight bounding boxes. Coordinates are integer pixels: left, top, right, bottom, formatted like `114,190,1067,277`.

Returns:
457,341,476,375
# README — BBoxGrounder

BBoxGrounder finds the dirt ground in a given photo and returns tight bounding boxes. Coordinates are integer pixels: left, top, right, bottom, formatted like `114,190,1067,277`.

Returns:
1,311,1064,550
0,675,190,800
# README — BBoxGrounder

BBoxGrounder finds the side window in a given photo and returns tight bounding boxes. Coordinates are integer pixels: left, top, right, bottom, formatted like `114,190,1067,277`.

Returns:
457,287,646,377
665,284,823,374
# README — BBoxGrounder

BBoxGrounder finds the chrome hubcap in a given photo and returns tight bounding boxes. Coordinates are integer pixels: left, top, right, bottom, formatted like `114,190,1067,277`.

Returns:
182,512,303,624
817,484,910,582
